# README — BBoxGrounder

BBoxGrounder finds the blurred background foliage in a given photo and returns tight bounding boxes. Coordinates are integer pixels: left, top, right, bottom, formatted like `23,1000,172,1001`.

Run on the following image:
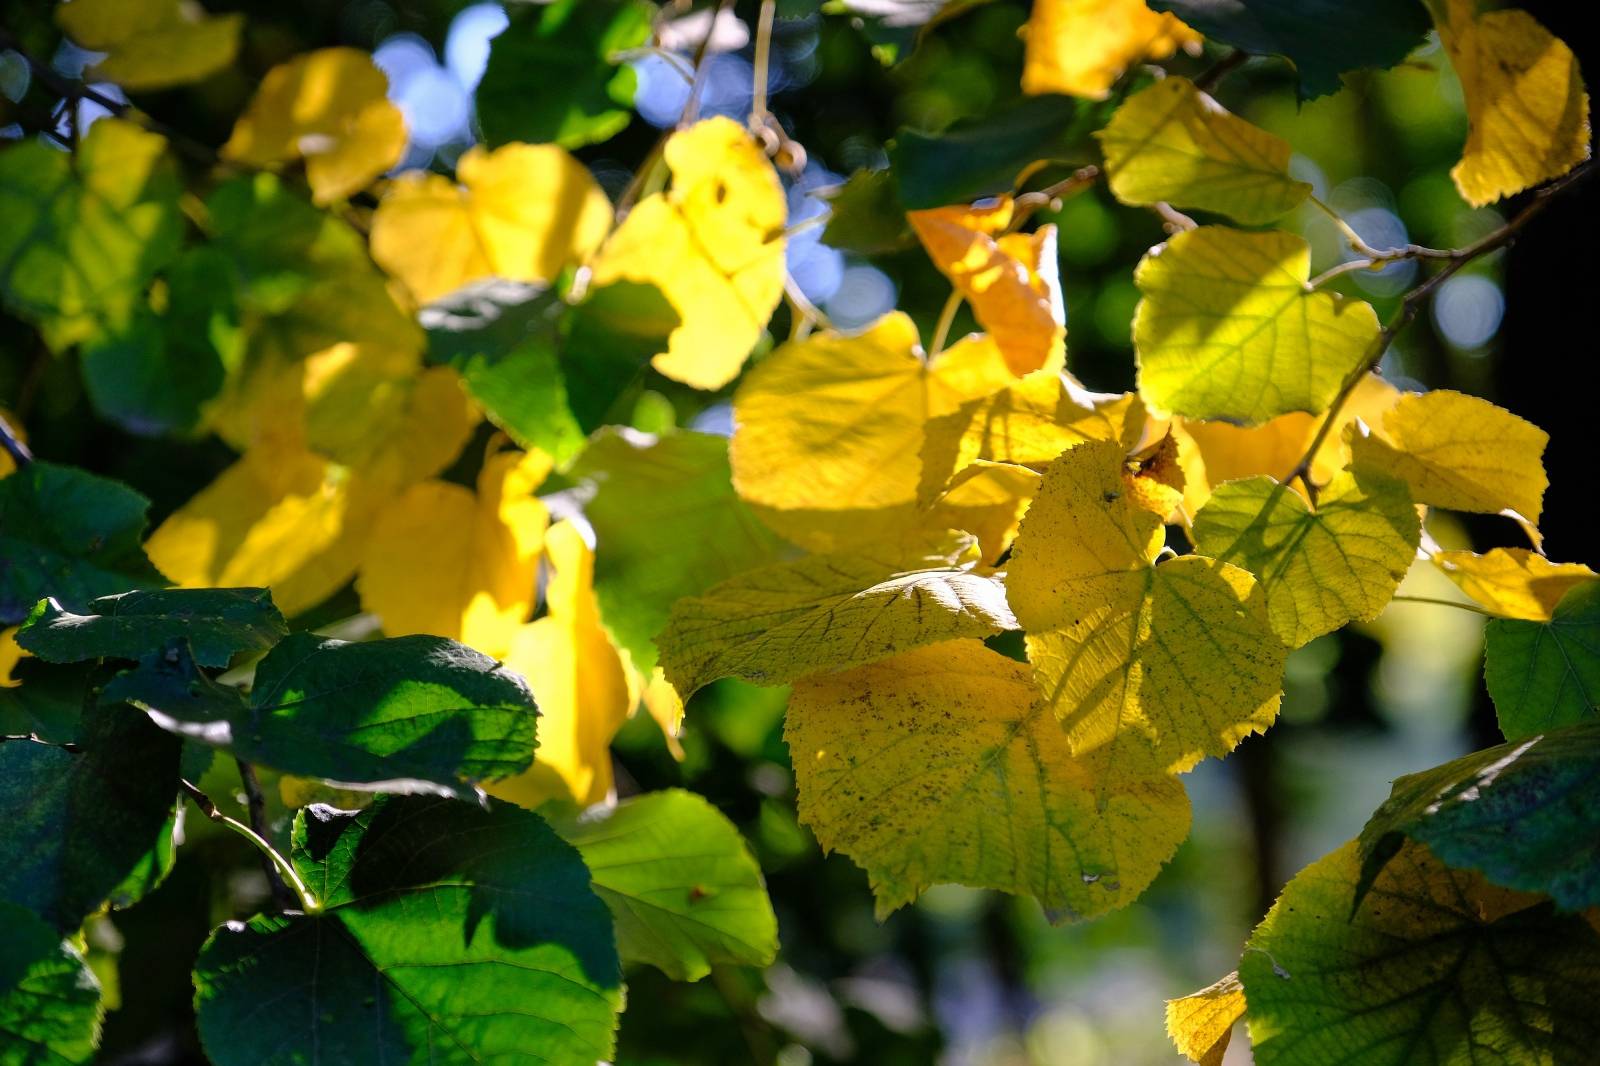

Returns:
2,1,1595,1062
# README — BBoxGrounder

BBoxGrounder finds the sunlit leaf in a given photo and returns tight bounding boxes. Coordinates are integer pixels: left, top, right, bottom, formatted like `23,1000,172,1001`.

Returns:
56,0,242,91
1021,0,1201,100
1134,226,1380,424
927,461,1042,564
589,117,786,390
16,588,286,668
193,796,621,1066
1008,440,1285,777
549,789,778,981
221,48,406,205
1166,971,1244,1066
788,640,1191,920
1097,77,1310,224
0,901,102,1065
1484,581,1600,740
659,531,1014,697
1433,547,1596,622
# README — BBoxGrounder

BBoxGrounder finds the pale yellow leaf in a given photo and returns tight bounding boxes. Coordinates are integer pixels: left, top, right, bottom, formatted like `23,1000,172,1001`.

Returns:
1433,547,1596,622
221,48,407,205
1022,0,1202,99
1166,971,1245,1066
370,143,613,304
928,461,1042,565
589,117,786,389
1097,76,1311,224
57,0,242,91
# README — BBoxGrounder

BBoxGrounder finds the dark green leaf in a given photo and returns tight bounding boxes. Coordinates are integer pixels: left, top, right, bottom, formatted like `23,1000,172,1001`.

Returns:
548,789,778,981
477,0,654,150
890,93,1109,209
106,634,537,797
573,429,787,673
822,1,991,65
0,660,92,745
192,796,622,1066
818,168,914,255
0,703,181,931
0,902,103,1065
1484,581,1600,740
17,588,286,668
1148,0,1431,100
1356,720,1600,912
0,462,166,625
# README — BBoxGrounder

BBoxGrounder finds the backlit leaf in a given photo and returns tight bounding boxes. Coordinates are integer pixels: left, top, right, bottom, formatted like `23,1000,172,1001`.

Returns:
221,48,406,205
1008,440,1285,777
0,902,102,1065
193,796,622,1066
1134,226,1380,424
1240,838,1600,1066
56,0,242,91
1166,971,1243,1066
1431,0,1590,207
16,588,286,668
1097,77,1311,224
1484,580,1600,740
589,117,786,390
658,531,1014,697
549,789,778,981
371,143,613,305
1021,0,1200,100
1433,547,1596,622
927,461,1042,564
1192,470,1420,648
787,640,1191,920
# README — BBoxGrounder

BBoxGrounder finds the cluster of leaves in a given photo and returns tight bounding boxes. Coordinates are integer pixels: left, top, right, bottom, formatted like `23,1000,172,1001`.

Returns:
1,0,1596,1062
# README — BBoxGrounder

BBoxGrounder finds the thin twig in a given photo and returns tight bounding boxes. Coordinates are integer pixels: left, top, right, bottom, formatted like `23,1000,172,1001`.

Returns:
750,0,777,122
0,412,31,467
677,0,735,127
1007,165,1101,233
783,274,829,339
1194,48,1248,94
181,779,320,914
1152,201,1197,233
235,759,296,911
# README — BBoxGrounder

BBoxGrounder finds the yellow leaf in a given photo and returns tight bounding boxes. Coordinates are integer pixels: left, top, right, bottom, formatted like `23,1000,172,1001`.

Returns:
0,409,24,479
487,521,632,808
658,531,1015,698
730,313,1010,551
1097,77,1311,224
787,640,1191,919
221,48,407,205
1433,0,1590,207
908,198,1065,376
358,448,551,656
927,461,1042,565
588,117,786,389
1134,226,1381,424
1022,0,1202,99
370,143,613,305
639,666,686,761
1,626,22,687
1350,389,1548,529
1192,471,1421,648
1008,440,1285,777
57,0,242,91
1166,971,1245,1066
1432,548,1596,622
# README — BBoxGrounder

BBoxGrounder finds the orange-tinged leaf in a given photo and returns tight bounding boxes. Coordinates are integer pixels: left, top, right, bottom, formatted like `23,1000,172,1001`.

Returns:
1022,0,1201,99
370,143,613,305
909,197,1066,376
221,48,407,205
1166,971,1245,1066
1433,548,1597,622
588,117,786,389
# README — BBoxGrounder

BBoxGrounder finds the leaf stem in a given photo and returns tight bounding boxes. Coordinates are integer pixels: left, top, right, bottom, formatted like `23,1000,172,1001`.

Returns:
0,411,32,467
1006,165,1101,233
1194,48,1248,94
750,0,777,122
181,779,321,915
1388,594,1493,617
677,0,736,128
235,759,297,912
928,288,964,358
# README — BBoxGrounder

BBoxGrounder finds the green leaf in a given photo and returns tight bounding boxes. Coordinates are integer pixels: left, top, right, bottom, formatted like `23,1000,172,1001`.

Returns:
17,588,286,668
823,0,990,64
0,118,183,349
658,530,1013,697
0,703,181,931
1240,838,1600,1066
0,902,103,1066
561,280,680,431
1484,580,1600,740
477,0,653,150
0,660,92,745
548,789,778,981
890,93,1110,210
817,168,913,255
0,462,166,626
1147,0,1431,100
192,796,622,1066
105,633,536,798
1356,721,1600,913
1192,471,1419,648
574,428,786,676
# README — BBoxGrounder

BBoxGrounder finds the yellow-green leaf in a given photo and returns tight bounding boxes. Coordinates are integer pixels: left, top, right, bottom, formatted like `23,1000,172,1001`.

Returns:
787,640,1191,920
56,0,242,91
588,117,786,389
370,143,613,305
1021,0,1202,99
1431,0,1591,207
1134,226,1381,424
927,461,1042,565
657,531,1015,698
1166,971,1245,1066
1192,471,1421,648
1008,440,1285,777
1350,388,1548,528
1097,77,1311,224
1433,547,1597,622
221,48,407,205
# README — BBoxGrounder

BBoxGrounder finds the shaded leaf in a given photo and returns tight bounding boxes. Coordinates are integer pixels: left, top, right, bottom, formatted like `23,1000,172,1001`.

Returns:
0,902,102,1066
17,588,286,668
817,168,912,254
1484,581,1600,740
